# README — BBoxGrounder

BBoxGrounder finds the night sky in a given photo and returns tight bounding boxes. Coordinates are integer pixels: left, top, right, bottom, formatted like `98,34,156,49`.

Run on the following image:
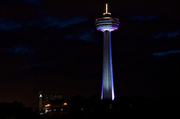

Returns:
0,0,180,109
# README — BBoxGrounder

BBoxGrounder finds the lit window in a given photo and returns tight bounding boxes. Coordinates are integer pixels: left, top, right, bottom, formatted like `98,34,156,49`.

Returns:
63,102,67,106
45,104,51,107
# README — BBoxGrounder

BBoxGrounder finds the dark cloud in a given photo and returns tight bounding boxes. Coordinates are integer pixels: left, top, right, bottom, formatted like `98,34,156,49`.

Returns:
0,0,40,21
0,16,87,31
65,29,95,42
131,15,160,21
7,45,35,55
42,16,88,28
17,0,42,5
152,30,180,39
0,18,23,30
153,50,180,56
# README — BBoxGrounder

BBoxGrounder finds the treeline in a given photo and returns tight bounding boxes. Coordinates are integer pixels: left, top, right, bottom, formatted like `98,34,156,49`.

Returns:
0,95,180,119
64,95,180,118
0,101,39,119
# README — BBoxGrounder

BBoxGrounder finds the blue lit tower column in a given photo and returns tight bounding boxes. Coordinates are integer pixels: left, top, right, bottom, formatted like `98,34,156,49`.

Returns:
95,3,119,100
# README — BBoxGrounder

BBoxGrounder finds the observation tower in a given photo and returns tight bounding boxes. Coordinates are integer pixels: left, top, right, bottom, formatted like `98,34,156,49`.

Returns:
95,3,120,100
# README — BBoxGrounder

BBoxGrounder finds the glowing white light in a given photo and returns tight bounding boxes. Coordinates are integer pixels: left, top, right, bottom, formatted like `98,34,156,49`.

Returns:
39,94,42,98
39,113,44,115
45,110,48,113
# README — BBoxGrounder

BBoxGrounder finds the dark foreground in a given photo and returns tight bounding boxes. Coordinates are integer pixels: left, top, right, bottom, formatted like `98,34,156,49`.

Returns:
1,96,180,119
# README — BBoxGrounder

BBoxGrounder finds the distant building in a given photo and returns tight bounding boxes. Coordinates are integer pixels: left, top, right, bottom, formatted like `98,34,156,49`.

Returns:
43,102,69,116
39,91,68,115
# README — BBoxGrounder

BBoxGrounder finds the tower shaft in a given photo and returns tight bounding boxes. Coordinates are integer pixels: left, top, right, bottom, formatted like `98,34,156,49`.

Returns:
101,31,114,100
96,3,119,101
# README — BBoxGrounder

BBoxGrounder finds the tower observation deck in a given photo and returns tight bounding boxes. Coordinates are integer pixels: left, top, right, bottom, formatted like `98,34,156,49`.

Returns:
95,3,120,100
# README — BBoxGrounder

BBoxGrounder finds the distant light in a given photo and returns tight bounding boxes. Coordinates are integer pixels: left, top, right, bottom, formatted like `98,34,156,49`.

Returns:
39,112,44,115
45,104,51,107
61,108,63,111
45,110,48,113
63,102,67,106
109,104,112,109
39,94,42,98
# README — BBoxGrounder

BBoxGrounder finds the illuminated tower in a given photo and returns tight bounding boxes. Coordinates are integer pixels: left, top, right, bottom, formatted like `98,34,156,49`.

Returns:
95,3,119,100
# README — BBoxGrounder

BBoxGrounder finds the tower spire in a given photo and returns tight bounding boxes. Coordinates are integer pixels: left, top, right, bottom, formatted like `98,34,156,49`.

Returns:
103,3,111,16
106,3,108,13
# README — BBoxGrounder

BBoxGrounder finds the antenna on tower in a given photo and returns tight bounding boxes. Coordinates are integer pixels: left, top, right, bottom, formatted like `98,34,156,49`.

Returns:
103,3,111,16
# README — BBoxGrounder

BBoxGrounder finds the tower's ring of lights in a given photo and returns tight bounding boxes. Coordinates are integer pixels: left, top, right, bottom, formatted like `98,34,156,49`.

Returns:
96,17,119,32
